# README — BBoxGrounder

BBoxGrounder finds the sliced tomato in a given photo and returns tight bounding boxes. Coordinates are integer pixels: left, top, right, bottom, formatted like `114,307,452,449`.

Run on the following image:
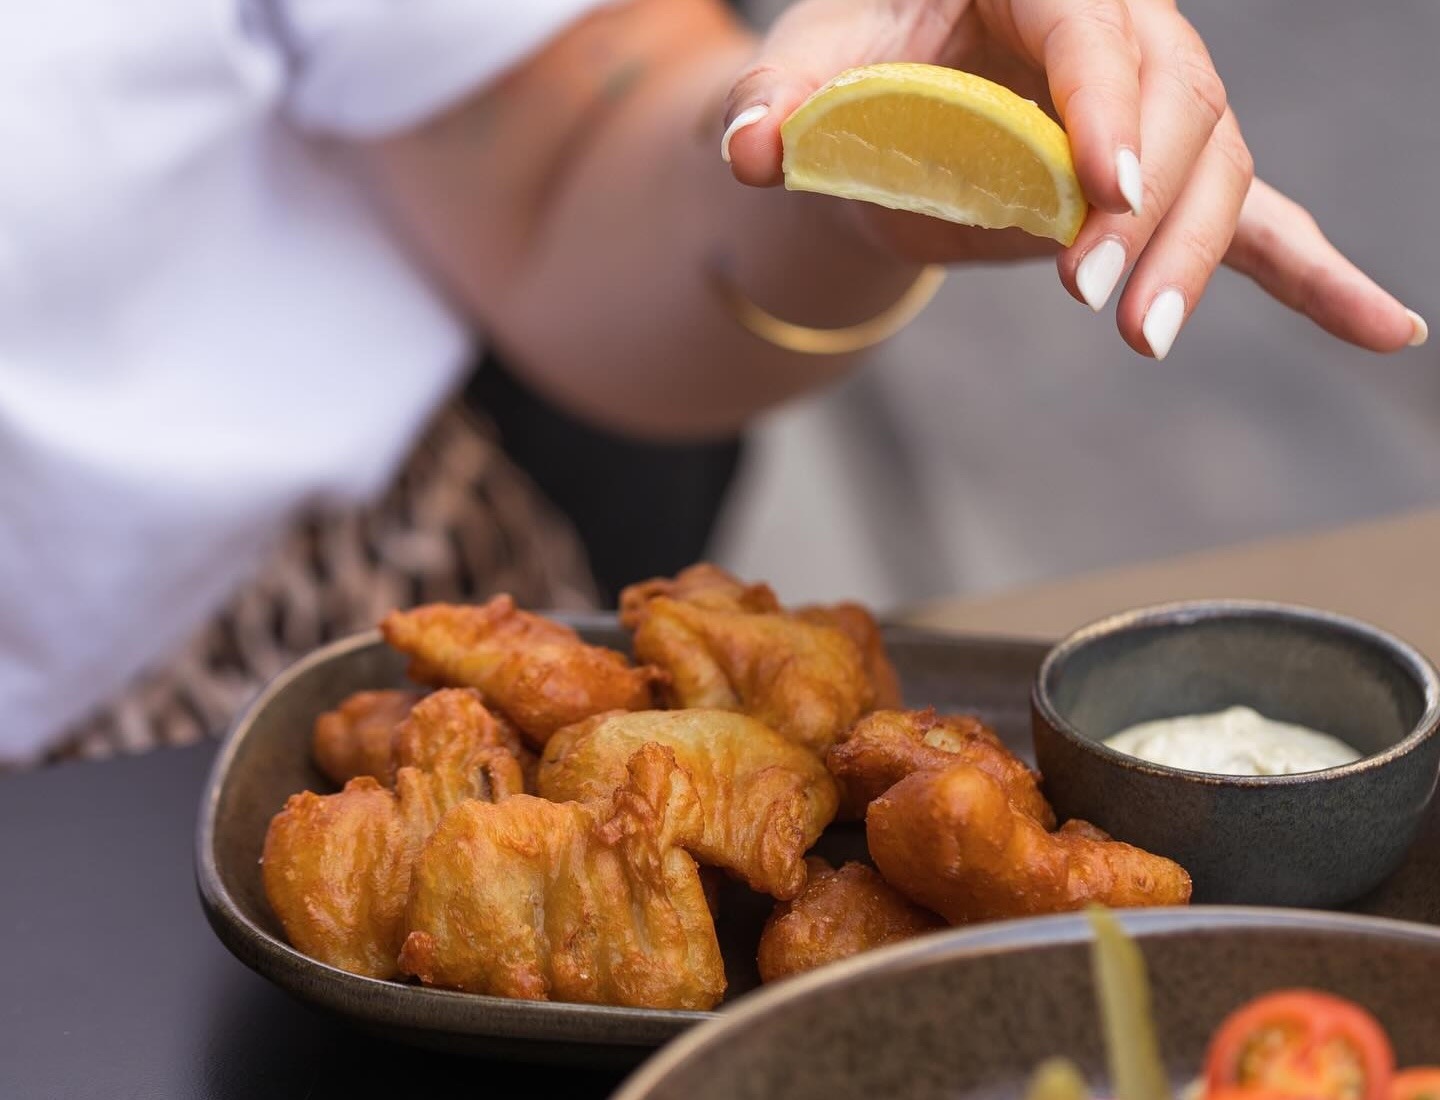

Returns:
1205,990,1394,1100
1393,1069,1440,1100
1206,1089,1307,1100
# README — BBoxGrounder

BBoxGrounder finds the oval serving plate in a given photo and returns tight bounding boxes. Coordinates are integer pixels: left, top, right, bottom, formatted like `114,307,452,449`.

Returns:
196,617,1440,1063
195,618,1048,1063
614,908,1440,1100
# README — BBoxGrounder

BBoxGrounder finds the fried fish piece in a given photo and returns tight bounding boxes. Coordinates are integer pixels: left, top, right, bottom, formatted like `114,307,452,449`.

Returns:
263,690,524,978
399,743,726,1010
311,688,536,791
389,688,526,810
630,596,872,754
1055,819,1112,842
756,858,943,983
312,689,422,787
263,777,416,978
827,708,1055,827
795,603,903,710
381,596,662,747
538,709,838,899
866,764,1192,925
624,584,873,754
619,562,781,626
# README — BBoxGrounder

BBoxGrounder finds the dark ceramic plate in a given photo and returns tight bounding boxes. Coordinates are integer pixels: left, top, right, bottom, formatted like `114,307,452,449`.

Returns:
196,619,1440,1063
614,908,1440,1100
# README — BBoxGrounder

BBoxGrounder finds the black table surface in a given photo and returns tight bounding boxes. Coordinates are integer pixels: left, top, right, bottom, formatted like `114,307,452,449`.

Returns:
0,745,628,1100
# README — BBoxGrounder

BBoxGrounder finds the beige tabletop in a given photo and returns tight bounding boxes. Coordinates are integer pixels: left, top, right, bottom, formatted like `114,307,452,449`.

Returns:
905,506,1440,662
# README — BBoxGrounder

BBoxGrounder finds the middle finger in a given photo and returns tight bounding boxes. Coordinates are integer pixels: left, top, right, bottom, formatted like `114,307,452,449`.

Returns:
1057,1,1229,313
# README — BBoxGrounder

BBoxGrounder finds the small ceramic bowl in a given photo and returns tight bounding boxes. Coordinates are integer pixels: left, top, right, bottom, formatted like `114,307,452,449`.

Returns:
1032,600,1440,907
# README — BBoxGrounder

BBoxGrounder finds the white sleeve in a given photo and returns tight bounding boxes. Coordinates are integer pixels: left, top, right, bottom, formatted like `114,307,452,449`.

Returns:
262,0,617,137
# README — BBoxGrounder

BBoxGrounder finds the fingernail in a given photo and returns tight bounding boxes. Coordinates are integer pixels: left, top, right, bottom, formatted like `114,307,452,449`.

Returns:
721,105,769,164
1075,238,1126,312
1142,287,1187,360
1116,148,1143,216
1407,308,1429,347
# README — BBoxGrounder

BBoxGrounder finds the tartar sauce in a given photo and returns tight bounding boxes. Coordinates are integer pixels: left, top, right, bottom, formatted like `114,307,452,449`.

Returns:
1104,705,1362,776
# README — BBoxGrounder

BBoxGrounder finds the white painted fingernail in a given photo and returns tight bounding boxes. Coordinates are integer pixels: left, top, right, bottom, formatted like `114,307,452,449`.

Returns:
1075,238,1127,312
721,105,769,163
1142,287,1187,360
1116,148,1143,216
1407,309,1429,347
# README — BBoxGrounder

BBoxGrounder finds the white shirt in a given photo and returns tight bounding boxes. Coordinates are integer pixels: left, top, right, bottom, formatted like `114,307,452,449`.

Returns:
0,0,608,762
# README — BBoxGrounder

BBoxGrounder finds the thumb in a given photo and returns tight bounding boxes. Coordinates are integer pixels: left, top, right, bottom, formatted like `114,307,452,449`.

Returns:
721,2,883,187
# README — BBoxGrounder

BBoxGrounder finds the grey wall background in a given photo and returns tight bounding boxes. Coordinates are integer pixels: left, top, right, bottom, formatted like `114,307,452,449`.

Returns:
714,0,1440,608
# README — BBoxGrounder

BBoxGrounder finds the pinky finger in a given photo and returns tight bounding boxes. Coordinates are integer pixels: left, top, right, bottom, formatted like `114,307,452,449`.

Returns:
1225,179,1428,352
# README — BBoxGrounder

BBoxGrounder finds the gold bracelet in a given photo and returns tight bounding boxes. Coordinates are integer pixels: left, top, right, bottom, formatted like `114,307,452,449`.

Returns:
707,260,947,355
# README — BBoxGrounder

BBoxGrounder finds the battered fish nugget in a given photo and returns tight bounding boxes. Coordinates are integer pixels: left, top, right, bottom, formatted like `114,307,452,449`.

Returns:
263,777,415,978
795,603,903,710
311,688,534,790
619,562,781,626
263,690,523,978
827,708,1054,827
428,705,536,790
626,595,873,755
381,596,661,747
867,764,1192,925
621,566,902,737
312,689,420,786
539,709,838,899
399,743,726,1010
390,688,527,808
757,858,942,983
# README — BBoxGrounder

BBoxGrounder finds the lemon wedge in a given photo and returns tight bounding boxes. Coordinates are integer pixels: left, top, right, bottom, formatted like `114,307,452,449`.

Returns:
781,63,1086,246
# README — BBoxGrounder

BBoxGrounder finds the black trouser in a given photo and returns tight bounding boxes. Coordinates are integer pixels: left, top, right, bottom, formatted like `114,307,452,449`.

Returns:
466,350,744,607
471,0,751,602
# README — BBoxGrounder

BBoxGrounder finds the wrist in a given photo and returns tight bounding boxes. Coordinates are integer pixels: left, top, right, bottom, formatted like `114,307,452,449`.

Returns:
687,41,930,334
728,189,929,332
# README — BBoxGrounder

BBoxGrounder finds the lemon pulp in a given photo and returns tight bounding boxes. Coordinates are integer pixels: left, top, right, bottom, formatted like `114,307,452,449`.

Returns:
781,63,1086,246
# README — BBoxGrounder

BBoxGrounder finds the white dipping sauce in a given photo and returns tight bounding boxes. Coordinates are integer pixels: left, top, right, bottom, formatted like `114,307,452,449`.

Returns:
1104,705,1362,776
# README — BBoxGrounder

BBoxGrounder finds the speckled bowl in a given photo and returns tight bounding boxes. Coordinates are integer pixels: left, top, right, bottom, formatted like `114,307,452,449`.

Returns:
1032,600,1440,907
614,909,1440,1100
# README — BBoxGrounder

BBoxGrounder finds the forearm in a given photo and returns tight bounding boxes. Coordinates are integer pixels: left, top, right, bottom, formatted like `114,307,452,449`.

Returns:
502,29,921,438
364,0,919,441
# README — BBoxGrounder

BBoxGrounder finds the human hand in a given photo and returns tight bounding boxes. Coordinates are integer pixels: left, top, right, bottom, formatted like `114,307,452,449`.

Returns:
721,0,1427,358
